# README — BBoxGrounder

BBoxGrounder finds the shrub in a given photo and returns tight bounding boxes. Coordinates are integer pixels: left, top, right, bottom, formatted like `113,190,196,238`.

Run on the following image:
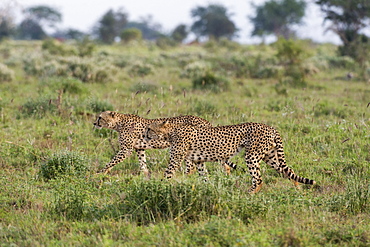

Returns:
120,28,142,43
156,36,177,49
77,37,96,57
192,71,230,92
59,77,87,94
0,63,15,82
191,99,217,116
88,99,114,113
59,56,117,83
275,38,312,86
20,96,58,118
130,81,158,93
181,61,209,79
40,150,89,180
327,56,355,69
40,77,88,95
42,39,77,56
23,55,44,76
128,61,154,77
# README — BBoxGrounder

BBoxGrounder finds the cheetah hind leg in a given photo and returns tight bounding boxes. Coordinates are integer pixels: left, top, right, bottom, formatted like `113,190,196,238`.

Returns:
223,160,237,175
245,155,264,194
263,148,315,189
137,149,150,178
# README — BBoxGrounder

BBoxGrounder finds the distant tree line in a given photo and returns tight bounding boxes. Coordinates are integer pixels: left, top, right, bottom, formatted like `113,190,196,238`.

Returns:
0,0,369,62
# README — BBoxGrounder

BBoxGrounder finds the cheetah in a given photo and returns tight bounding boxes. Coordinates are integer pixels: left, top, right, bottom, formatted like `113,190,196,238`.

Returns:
144,121,316,193
93,111,236,175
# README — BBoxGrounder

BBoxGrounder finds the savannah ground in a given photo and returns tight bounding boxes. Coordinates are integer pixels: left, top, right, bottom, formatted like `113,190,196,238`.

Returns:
0,39,369,246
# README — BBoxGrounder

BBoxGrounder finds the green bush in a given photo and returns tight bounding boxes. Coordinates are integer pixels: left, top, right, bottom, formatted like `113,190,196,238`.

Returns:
120,28,142,43
42,39,77,56
88,99,114,113
0,63,15,82
191,99,217,116
327,56,355,69
192,71,230,92
130,81,158,93
40,150,89,180
275,38,311,85
181,61,209,79
20,96,58,118
77,37,96,57
128,61,154,77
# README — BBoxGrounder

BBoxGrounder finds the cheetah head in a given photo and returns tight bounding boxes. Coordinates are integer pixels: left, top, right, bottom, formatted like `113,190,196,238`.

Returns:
93,111,121,130
144,121,171,142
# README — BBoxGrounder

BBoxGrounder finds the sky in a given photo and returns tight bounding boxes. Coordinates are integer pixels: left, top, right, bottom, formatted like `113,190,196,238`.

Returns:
10,0,341,44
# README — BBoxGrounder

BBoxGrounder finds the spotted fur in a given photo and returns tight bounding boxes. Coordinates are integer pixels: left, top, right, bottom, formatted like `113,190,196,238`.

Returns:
94,111,236,175
144,121,316,193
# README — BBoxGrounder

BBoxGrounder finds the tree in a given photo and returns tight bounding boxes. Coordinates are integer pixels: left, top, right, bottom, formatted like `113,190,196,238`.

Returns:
0,16,15,41
249,0,306,39
190,4,237,40
17,19,45,40
0,1,17,40
315,0,370,59
171,24,188,43
125,15,163,40
52,28,86,40
18,5,62,40
24,5,62,28
96,8,128,44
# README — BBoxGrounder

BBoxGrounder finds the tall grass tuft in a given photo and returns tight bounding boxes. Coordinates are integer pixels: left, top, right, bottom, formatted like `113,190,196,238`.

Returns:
40,150,89,180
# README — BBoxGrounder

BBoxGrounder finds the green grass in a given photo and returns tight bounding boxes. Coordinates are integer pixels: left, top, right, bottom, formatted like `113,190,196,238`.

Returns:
0,40,369,246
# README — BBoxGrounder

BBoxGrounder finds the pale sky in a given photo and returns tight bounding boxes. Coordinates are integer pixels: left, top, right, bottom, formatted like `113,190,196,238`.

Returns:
10,0,341,44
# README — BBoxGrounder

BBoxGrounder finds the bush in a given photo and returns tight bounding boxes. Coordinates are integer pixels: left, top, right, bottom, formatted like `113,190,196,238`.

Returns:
40,150,89,180
192,71,230,92
20,96,58,118
77,37,96,57
88,99,114,113
130,81,158,93
327,56,355,69
128,61,154,77
275,38,312,86
42,39,77,56
191,99,217,116
181,61,209,79
40,77,88,95
0,63,15,82
120,28,142,43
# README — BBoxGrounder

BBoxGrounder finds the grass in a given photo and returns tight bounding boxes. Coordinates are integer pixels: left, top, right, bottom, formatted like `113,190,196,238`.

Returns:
0,39,369,246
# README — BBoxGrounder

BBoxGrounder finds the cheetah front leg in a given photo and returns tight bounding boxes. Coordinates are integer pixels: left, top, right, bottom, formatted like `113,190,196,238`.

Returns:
97,131,136,175
164,144,188,179
97,147,133,174
195,161,208,178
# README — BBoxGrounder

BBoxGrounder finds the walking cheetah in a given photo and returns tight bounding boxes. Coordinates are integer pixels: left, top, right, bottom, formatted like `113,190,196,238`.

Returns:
144,121,316,193
93,111,236,175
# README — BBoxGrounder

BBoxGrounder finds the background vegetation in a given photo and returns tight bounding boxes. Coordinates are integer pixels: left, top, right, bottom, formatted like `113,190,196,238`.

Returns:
0,37,369,246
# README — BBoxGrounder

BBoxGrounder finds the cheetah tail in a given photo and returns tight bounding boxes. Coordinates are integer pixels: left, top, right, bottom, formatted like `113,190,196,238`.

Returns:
289,172,316,185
